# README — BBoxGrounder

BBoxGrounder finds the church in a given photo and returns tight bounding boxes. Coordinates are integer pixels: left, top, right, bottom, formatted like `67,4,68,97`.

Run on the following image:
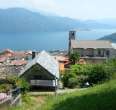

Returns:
68,30,116,63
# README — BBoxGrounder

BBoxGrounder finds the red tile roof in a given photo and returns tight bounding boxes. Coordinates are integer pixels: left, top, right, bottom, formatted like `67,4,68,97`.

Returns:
11,60,27,66
12,51,32,58
54,56,69,62
0,49,32,59
4,49,14,54
0,57,7,63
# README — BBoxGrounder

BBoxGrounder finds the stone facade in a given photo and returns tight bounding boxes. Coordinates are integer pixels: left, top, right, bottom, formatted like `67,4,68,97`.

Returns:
0,65,25,78
73,48,110,58
68,31,116,63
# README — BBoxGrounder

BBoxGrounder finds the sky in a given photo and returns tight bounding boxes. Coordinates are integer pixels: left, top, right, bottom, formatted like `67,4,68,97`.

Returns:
0,0,116,20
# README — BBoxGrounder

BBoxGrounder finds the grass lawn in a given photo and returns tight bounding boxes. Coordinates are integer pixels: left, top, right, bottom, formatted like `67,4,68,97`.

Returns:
10,80,116,110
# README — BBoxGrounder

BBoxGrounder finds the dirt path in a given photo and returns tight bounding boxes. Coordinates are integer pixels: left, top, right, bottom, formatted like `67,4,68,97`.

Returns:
28,88,86,96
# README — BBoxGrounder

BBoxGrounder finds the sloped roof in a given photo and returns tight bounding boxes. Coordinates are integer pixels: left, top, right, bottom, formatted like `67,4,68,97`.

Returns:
19,51,59,78
71,40,113,49
0,57,7,63
4,49,14,54
54,55,69,62
11,60,27,66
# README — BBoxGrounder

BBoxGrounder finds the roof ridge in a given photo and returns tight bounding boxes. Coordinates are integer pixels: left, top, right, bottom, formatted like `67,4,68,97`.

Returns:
77,40,111,42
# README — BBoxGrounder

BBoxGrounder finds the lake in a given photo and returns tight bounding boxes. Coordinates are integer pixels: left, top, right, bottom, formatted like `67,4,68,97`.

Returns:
0,29,116,51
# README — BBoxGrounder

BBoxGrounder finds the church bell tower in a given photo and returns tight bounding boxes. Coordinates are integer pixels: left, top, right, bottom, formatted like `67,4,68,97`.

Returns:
68,30,76,54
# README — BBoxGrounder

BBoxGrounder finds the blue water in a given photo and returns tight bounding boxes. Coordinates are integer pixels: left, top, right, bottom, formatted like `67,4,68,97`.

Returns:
0,29,116,51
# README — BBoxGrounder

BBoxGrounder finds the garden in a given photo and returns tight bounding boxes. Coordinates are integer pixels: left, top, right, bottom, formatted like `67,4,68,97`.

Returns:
62,58,116,88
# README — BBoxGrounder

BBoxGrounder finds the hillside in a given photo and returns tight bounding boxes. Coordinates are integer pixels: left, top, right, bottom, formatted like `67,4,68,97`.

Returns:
42,80,116,110
11,80,116,110
0,8,114,33
100,33,116,43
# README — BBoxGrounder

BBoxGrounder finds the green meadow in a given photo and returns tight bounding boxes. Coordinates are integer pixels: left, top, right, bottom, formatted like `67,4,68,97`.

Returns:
10,79,116,110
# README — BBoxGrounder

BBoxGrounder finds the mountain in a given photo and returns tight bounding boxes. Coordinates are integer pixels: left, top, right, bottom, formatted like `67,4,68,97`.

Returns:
99,33,116,43
0,8,115,33
0,8,85,33
97,19,116,28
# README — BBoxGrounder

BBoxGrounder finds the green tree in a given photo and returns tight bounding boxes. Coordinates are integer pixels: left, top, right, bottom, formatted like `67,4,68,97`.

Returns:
69,52,80,64
6,76,30,94
62,69,77,88
88,64,110,84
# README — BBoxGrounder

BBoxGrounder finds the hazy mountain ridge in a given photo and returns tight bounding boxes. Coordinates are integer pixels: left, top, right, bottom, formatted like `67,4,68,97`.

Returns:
0,8,83,33
99,33,116,43
0,8,116,33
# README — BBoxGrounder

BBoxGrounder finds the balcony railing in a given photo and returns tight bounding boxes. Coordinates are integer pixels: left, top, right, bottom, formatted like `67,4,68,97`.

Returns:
30,80,57,87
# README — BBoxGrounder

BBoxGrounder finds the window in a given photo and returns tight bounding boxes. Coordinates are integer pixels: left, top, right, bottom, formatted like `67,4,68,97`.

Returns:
98,49,104,57
98,50,101,55
106,50,110,57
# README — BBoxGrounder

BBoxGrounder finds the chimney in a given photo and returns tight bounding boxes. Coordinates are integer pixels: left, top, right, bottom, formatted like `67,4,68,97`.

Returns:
32,51,36,59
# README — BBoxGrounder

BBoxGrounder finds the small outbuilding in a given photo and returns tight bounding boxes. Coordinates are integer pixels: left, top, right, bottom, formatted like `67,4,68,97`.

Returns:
19,51,60,90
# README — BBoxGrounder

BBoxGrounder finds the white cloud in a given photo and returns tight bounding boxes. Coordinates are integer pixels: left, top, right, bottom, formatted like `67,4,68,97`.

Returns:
0,0,55,9
22,0,58,10
54,0,116,19
0,0,23,9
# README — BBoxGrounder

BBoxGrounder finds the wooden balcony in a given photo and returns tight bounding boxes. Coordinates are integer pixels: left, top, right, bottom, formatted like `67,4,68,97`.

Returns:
30,80,57,87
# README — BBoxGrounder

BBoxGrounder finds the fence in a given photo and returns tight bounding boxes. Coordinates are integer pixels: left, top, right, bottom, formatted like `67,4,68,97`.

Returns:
0,88,21,107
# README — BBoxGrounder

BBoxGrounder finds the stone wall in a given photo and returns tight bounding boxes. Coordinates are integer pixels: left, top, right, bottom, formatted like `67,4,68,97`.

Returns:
0,65,25,78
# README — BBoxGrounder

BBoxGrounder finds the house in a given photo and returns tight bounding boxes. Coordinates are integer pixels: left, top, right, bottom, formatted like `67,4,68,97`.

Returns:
0,57,7,63
0,49,14,64
68,31,116,63
11,51,32,60
19,51,60,90
0,49,14,58
0,49,32,62
54,55,69,72
0,49,32,78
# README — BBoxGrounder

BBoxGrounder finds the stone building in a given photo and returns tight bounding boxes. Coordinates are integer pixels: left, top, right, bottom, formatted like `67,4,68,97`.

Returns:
68,31,116,63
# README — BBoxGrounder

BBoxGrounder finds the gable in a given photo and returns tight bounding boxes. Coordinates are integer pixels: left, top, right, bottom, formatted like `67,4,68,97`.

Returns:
19,51,59,79
21,63,55,80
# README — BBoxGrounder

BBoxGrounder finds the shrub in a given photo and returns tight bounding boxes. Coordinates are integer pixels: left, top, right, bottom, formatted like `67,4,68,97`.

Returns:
70,64,92,87
70,64,92,75
0,84,12,93
5,76,30,94
17,78,30,94
77,75,89,87
62,63,112,88
88,64,110,84
105,58,116,77
62,71,77,88
7,76,18,88
69,52,80,64
67,77,78,88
